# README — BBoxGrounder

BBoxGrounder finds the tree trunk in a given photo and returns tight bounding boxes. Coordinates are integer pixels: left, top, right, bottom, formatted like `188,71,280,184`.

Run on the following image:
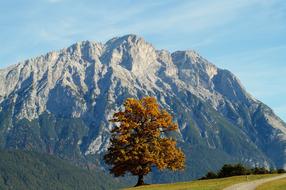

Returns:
135,175,144,186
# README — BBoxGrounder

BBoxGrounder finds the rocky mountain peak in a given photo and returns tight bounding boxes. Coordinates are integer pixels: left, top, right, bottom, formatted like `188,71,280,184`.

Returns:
0,35,285,179
65,40,103,62
102,34,158,75
172,50,201,64
104,34,147,47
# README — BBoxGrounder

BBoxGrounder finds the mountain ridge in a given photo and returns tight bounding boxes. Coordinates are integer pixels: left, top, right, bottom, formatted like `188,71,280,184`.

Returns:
0,34,285,182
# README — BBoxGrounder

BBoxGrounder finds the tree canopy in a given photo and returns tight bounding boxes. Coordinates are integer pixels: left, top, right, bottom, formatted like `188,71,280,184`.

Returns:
104,97,185,186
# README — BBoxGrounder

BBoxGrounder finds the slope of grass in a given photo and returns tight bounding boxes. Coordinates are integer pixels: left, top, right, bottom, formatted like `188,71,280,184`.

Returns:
0,149,125,190
125,174,278,190
256,177,286,190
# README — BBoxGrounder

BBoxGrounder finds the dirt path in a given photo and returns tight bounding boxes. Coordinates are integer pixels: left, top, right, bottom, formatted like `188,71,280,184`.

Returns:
223,174,286,190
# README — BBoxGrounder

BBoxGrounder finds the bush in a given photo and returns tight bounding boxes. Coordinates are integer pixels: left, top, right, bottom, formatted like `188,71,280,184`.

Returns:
218,164,247,178
269,168,277,174
251,167,269,174
199,163,276,180
277,169,286,174
200,172,217,179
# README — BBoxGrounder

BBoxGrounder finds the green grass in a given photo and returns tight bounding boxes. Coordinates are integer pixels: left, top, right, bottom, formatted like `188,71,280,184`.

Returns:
124,174,279,190
256,177,286,190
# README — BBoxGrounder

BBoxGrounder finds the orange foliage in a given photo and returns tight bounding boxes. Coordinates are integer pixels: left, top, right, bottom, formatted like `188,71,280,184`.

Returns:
104,97,185,182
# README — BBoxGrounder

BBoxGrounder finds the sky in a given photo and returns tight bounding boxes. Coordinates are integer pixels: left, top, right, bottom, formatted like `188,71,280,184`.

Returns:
0,0,286,121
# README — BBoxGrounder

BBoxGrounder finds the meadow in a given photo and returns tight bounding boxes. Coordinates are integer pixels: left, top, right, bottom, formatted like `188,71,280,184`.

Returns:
256,177,286,190
125,174,280,190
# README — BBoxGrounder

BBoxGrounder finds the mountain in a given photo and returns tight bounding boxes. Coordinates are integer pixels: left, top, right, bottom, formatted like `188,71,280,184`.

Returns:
0,149,126,190
0,34,285,183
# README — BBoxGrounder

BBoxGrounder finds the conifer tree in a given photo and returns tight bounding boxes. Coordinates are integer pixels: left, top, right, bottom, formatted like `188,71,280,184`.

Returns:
104,97,185,186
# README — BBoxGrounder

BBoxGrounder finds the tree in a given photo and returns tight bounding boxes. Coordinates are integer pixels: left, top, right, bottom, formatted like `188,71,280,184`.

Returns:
218,164,247,178
104,97,185,186
277,168,286,173
200,171,218,179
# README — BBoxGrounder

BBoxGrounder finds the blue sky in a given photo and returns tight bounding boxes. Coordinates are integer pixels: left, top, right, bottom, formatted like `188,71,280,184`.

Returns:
0,0,286,121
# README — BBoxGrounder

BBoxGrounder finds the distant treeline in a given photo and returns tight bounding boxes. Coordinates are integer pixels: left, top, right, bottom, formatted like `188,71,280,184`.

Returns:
200,163,286,180
0,149,127,190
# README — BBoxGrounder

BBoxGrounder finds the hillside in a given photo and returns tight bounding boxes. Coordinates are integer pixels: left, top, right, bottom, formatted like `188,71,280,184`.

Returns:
0,34,285,182
0,149,125,190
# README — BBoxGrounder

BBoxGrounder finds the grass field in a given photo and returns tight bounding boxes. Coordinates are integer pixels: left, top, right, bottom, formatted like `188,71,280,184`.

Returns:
256,177,286,190
124,174,279,190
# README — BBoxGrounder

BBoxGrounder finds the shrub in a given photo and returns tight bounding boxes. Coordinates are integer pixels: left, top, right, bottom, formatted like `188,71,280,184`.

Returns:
200,171,217,179
251,167,269,174
277,169,286,174
218,164,247,178
199,163,276,180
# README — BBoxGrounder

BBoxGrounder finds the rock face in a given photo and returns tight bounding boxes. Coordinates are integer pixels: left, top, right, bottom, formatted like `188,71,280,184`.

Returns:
0,34,285,182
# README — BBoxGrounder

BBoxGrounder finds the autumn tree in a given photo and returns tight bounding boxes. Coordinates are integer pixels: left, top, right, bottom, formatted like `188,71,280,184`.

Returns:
104,97,185,186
